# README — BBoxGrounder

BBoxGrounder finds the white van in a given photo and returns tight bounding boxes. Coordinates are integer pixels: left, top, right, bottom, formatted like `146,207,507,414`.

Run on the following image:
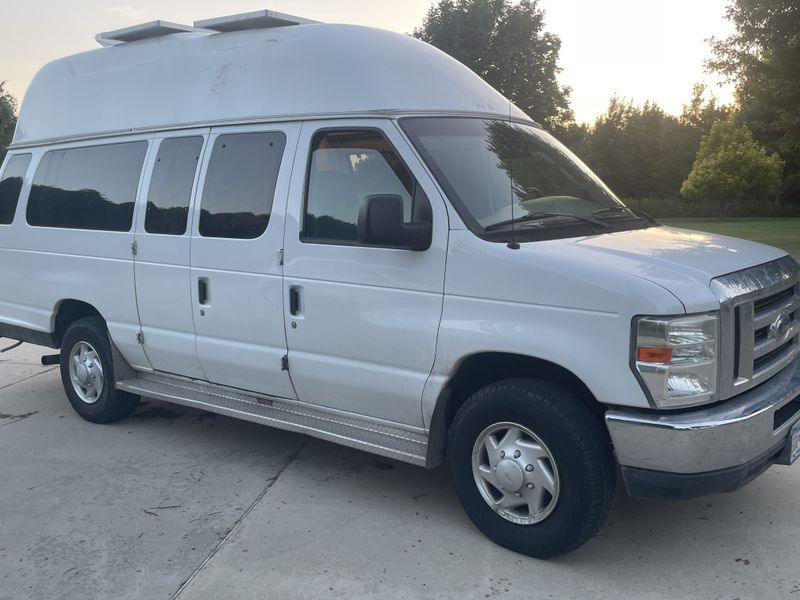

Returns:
1,11,798,558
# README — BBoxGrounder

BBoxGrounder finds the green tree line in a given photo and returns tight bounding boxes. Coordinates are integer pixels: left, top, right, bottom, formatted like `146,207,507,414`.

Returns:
558,85,730,199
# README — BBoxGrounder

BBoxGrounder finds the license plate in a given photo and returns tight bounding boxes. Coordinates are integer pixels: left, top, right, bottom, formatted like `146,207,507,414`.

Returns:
791,420,800,465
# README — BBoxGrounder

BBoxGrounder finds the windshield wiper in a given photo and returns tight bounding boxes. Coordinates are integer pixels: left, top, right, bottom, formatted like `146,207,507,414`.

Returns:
592,206,634,217
593,205,657,224
485,211,610,232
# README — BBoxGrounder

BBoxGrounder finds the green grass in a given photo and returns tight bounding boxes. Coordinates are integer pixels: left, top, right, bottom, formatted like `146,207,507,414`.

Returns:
660,218,800,261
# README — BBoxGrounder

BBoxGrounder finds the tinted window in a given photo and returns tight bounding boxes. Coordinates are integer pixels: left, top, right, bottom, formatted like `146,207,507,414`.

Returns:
0,154,31,224
199,132,286,239
145,137,203,235
304,129,430,243
27,141,148,231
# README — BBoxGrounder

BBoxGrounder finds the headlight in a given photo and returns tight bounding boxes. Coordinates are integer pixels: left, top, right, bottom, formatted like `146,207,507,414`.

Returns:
632,313,719,408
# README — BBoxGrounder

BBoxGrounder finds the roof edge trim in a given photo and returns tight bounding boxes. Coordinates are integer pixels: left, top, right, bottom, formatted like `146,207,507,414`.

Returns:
9,110,540,150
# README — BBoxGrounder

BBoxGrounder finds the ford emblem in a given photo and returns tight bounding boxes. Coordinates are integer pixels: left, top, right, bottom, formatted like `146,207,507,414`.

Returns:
769,310,792,341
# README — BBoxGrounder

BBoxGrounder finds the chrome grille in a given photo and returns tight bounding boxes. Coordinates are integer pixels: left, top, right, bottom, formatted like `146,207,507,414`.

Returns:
711,256,800,399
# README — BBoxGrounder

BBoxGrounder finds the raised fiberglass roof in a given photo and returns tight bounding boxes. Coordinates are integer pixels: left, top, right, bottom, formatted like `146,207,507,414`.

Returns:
13,22,529,146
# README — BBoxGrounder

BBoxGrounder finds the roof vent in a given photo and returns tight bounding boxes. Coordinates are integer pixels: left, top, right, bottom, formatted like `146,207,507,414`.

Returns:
96,20,200,47
194,9,320,33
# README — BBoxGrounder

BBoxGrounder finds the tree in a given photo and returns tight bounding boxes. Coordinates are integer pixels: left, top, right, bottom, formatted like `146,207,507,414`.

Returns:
558,87,733,201
707,0,800,203
414,0,573,130
580,96,639,196
668,83,733,195
680,83,731,135
0,82,17,164
578,96,694,199
680,120,784,211
557,121,590,158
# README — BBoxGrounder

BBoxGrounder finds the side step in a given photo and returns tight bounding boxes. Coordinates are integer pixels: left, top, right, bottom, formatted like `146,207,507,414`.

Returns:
116,373,428,466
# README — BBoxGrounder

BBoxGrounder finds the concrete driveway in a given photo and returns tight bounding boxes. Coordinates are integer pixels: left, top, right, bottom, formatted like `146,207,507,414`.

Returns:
1,344,799,599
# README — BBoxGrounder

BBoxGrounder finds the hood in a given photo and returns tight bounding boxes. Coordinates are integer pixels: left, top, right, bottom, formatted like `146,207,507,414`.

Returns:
530,226,789,311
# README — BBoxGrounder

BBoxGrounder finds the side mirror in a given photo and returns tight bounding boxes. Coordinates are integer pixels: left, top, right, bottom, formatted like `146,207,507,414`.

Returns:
357,194,432,251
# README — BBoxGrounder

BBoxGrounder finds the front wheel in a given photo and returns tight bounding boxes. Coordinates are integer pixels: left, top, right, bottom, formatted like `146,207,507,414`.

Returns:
448,378,615,558
59,316,139,423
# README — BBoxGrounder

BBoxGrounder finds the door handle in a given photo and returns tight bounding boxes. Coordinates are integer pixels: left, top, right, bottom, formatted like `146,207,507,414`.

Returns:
198,278,209,305
289,287,300,316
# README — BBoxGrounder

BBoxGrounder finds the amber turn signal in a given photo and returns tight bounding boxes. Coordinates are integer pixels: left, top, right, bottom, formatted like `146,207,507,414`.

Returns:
636,346,673,364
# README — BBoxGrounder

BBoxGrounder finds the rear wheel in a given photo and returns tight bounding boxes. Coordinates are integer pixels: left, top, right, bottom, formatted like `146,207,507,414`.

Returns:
448,378,615,558
59,317,139,423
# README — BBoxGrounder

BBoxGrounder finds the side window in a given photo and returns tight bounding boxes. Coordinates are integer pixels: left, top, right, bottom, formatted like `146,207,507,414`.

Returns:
145,136,203,235
0,154,32,225
27,141,148,231
199,132,286,239
303,129,431,244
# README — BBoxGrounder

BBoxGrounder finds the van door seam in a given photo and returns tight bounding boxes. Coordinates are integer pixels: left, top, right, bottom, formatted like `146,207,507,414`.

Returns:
279,122,305,398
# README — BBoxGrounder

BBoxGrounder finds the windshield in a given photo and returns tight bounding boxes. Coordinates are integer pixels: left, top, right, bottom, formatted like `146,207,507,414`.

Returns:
401,117,648,239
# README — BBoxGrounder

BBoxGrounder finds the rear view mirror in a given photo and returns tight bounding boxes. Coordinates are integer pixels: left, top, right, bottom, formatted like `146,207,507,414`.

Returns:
357,194,432,251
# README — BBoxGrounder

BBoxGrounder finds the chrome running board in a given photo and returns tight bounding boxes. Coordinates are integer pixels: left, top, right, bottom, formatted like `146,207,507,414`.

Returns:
116,372,428,466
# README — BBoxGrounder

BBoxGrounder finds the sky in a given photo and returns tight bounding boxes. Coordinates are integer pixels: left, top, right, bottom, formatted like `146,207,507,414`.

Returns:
0,0,735,124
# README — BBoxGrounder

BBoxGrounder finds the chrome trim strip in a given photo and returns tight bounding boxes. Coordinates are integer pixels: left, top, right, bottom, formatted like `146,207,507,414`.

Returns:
754,294,800,329
754,323,800,359
737,302,755,381
753,341,800,381
117,372,429,466
718,300,737,397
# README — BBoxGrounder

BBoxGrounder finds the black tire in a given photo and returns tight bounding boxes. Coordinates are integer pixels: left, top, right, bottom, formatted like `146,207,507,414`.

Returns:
447,378,615,558
59,316,139,423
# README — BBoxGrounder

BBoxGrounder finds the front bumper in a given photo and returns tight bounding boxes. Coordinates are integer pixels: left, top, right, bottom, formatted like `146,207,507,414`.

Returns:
606,355,800,500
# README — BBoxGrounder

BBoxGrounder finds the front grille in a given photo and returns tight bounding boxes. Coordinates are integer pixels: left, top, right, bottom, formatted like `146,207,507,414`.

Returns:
711,256,800,400
753,337,795,373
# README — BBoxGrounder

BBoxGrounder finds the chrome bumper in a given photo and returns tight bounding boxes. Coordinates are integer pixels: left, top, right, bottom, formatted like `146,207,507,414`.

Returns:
607,355,800,475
